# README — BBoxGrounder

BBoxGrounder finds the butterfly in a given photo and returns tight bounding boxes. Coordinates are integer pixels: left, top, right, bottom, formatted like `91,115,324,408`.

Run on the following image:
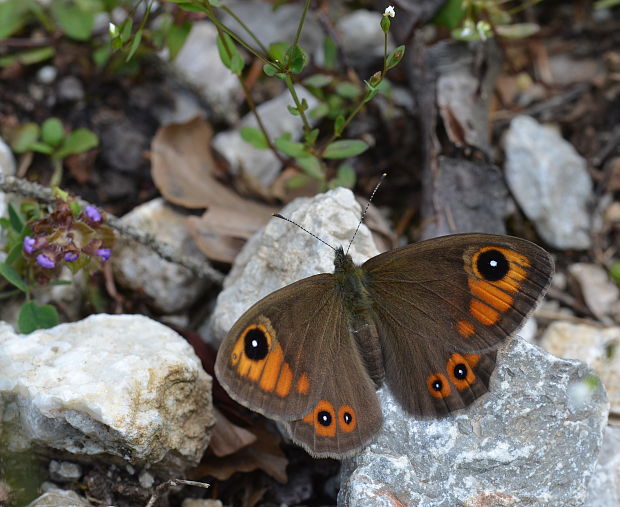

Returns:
215,232,554,459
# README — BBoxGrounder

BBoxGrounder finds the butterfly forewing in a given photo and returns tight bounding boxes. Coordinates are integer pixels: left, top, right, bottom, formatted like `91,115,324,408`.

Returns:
362,233,553,417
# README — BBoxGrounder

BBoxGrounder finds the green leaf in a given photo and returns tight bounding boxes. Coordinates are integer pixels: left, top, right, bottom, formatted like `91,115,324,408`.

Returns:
329,163,356,189
323,36,337,70
287,105,300,116
50,0,94,41
303,73,333,88
216,33,244,75
610,261,620,284
432,0,466,29
208,0,222,6
167,21,191,60
286,173,312,190
287,44,307,74
55,128,98,158
6,242,23,265
125,28,143,62
295,156,322,179
309,103,329,120
0,289,21,300
18,301,59,334
386,45,405,70
11,122,40,153
334,115,345,136
268,41,289,63
240,126,269,149
0,0,29,39
41,118,64,147
275,137,307,158
263,63,278,76
335,82,361,99
176,2,210,13
8,202,25,233
30,141,55,155
304,128,319,146
0,262,28,292
13,47,55,66
119,18,133,44
323,139,368,159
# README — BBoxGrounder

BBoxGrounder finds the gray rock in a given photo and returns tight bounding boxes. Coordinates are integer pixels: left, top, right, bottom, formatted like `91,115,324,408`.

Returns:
211,85,319,189
0,135,16,221
339,338,608,506
210,188,379,345
221,1,322,55
504,115,592,249
112,198,211,313
56,76,84,102
172,21,240,123
586,425,620,506
569,263,620,322
0,314,213,474
337,10,390,69
49,460,82,482
26,489,92,507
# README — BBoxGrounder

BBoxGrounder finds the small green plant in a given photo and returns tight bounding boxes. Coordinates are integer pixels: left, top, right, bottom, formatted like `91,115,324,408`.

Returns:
0,192,115,333
434,0,543,41
10,118,98,187
122,1,405,191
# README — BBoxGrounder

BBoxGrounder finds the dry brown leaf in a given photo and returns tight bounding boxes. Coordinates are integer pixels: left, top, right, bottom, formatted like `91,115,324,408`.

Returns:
210,408,257,458
186,205,272,264
151,117,269,215
195,424,288,484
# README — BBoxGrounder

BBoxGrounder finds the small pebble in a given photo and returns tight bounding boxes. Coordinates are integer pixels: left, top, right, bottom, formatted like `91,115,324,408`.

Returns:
36,65,57,84
49,460,82,482
139,470,154,489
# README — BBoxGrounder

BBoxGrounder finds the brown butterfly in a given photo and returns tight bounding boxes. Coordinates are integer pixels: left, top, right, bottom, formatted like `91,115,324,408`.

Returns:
215,232,553,458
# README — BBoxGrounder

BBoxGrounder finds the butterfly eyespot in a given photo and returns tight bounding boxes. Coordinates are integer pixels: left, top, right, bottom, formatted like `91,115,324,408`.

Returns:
427,373,451,398
244,326,270,360
447,353,476,390
338,405,357,432
318,410,332,427
453,363,468,380
476,249,509,281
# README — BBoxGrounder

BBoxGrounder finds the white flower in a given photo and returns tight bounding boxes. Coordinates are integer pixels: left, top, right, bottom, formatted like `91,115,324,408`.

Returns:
383,5,395,17
108,22,118,37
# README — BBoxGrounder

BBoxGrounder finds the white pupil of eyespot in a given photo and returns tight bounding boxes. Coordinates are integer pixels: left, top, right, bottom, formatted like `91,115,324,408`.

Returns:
490,260,497,267
251,339,258,347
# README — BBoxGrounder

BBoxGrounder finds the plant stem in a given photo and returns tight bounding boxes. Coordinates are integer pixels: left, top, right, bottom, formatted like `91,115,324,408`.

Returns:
238,76,285,163
284,76,312,133
292,0,312,48
221,6,269,56
49,158,63,189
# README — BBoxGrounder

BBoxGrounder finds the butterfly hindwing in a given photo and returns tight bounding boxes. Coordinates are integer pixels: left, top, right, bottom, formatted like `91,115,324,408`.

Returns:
215,273,383,452
363,233,553,417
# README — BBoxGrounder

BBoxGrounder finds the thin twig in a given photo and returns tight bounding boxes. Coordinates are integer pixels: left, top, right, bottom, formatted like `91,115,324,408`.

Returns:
145,479,210,507
0,175,225,285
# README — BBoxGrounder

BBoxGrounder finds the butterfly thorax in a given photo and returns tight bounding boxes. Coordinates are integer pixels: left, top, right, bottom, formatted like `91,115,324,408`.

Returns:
333,247,385,386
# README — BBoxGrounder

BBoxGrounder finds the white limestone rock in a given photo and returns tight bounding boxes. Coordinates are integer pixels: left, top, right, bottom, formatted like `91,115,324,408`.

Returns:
26,488,92,507
173,21,241,123
0,314,213,474
0,135,17,242
209,188,379,344
586,425,620,506
112,198,210,313
504,115,592,249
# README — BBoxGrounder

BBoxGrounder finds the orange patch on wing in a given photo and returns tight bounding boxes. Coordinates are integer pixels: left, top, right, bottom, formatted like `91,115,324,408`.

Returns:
259,344,284,392
464,353,481,368
468,279,514,313
456,319,475,338
447,353,476,391
338,405,357,433
469,299,500,326
296,373,310,395
493,277,521,293
427,373,451,398
275,363,293,397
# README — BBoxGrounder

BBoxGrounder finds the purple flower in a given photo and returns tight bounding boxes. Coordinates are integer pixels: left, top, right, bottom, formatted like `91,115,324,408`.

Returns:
23,236,36,254
36,254,56,269
84,205,102,222
96,248,111,261
64,251,79,262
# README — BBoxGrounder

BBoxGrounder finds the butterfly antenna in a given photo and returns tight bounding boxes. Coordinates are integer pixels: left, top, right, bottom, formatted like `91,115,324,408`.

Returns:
346,172,386,255
272,213,337,252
